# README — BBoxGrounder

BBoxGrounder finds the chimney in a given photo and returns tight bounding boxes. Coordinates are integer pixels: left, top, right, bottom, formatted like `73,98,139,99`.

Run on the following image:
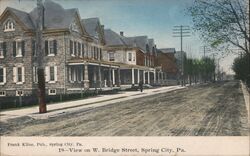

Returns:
120,31,124,36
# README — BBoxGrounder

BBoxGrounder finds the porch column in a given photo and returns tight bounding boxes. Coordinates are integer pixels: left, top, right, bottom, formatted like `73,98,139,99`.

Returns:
161,72,164,84
84,62,89,89
148,71,150,84
132,68,135,85
112,68,115,86
98,63,102,89
109,65,112,87
153,69,156,84
137,69,140,84
143,70,145,84
157,71,160,84
118,68,121,87
93,66,97,89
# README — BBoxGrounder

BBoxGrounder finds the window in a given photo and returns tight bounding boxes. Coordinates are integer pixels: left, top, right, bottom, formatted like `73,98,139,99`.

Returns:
81,43,84,57
0,42,6,58
16,90,23,96
13,40,25,57
0,91,6,96
32,40,36,56
108,52,115,61
50,66,55,81
78,42,81,57
4,20,15,32
48,89,56,95
128,53,132,61
17,67,22,82
100,48,102,60
74,41,77,56
0,68,3,83
0,67,6,84
45,66,57,83
70,40,73,56
45,40,57,56
13,66,24,84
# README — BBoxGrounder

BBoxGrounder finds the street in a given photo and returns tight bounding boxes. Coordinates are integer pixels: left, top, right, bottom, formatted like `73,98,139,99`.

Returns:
0,81,249,136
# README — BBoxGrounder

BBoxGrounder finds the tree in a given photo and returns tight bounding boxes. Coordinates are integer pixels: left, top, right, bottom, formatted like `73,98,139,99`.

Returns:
232,54,250,87
188,0,249,55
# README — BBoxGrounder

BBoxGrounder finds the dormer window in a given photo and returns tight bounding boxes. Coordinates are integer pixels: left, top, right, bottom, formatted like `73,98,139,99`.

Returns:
71,20,79,33
4,20,15,32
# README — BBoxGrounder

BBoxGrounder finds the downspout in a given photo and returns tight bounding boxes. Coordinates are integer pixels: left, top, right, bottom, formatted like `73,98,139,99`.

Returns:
63,32,66,94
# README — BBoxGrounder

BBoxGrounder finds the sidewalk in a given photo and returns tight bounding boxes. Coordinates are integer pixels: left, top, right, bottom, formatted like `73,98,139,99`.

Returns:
0,85,185,122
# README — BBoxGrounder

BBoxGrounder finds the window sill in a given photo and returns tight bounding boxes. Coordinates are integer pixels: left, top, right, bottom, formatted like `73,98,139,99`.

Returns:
4,29,15,32
16,82,23,85
0,56,4,59
48,54,55,57
0,82,6,85
48,93,56,95
48,81,56,84
16,55,23,58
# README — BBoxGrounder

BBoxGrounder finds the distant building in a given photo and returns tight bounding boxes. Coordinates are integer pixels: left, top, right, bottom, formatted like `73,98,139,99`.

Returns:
156,48,178,79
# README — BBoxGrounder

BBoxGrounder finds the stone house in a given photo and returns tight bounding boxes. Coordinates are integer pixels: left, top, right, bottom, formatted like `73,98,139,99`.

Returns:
0,0,120,97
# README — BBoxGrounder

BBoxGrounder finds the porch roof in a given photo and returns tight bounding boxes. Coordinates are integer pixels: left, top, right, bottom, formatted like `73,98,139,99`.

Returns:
67,58,120,68
116,63,155,71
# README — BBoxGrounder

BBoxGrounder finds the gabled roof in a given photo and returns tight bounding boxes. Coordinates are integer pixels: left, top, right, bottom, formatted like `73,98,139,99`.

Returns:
29,0,79,30
82,18,100,37
2,7,35,30
124,36,148,52
104,29,127,46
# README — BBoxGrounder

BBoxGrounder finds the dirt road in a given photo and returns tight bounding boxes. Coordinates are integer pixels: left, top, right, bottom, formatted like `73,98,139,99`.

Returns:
1,81,249,136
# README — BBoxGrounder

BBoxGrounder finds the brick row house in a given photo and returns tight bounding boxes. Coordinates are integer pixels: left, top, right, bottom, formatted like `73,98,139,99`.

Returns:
0,0,177,98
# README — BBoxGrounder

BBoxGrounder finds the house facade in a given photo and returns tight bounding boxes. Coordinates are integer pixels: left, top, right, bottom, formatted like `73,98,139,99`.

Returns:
0,0,120,97
0,0,178,98
103,30,167,87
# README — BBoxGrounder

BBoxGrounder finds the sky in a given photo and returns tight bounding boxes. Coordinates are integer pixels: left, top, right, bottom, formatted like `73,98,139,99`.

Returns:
0,0,236,74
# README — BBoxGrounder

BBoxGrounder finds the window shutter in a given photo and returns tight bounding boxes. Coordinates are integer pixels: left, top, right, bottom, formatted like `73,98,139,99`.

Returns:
13,67,17,83
54,66,58,81
45,66,49,82
78,42,81,56
53,40,57,55
45,40,48,56
33,67,35,82
3,42,7,57
3,67,6,83
70,40,73,55
13,41,16,57
22,67,25,83
32,40,36,56
68,67,71,82
21,41,25,56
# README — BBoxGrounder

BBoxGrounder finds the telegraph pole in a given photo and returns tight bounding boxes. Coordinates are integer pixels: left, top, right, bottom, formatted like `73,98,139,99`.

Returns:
173,25,190,86
36,0,47,113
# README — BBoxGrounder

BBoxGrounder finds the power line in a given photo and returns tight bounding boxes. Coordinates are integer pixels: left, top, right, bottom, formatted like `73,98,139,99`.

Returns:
173,25,191,86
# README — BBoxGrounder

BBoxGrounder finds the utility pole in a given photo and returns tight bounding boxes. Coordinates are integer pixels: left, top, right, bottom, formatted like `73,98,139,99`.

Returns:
173,25,190,86
36,0,47,113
